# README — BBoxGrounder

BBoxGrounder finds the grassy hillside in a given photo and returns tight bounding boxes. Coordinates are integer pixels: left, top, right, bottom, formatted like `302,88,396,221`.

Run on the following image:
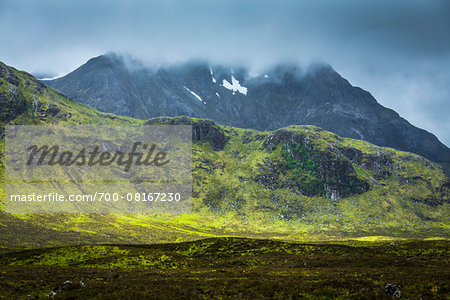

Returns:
0,61,449,251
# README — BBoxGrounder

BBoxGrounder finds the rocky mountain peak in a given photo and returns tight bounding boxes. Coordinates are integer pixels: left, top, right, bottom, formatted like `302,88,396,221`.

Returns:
42,54,450,174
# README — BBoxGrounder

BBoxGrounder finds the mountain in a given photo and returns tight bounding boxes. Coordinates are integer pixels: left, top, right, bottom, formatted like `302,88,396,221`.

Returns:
1,60,449,248
43,53,450,175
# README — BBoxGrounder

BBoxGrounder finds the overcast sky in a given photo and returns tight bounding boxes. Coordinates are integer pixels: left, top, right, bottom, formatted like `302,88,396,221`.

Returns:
1,0,449,147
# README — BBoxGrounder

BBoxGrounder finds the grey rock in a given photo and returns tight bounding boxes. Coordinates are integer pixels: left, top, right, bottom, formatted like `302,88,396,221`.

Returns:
145,116,229,151
48,280,85,297
385,283,401,298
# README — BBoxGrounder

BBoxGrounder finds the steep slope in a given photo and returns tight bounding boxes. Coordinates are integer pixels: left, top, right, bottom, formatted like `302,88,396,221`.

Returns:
148,116,449,222
1,61,449,250
0,61,137,128
0,60,138,195
44,53,450,174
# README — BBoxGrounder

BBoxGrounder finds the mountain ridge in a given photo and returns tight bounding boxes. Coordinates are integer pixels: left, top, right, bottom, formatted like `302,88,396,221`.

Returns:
43,53,450,175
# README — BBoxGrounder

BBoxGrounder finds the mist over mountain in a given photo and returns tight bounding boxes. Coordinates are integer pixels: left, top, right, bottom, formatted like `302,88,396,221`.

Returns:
43,53,450,174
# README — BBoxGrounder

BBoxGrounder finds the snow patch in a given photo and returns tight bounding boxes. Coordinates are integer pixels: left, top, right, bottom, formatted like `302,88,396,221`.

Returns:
210,67,217,83
222,76,248,96
183,86,203,102
352,128,365,140
39,73,68,81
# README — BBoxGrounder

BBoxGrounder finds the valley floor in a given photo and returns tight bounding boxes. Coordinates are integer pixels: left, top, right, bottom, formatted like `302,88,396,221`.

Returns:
0,238,448,299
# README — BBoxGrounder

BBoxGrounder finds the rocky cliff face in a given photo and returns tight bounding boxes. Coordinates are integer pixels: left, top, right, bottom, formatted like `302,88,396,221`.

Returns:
43,54,450,174
145,116,229,151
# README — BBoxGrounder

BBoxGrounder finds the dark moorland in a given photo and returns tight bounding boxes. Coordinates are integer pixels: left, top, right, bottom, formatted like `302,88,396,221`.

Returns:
1,238,449,299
